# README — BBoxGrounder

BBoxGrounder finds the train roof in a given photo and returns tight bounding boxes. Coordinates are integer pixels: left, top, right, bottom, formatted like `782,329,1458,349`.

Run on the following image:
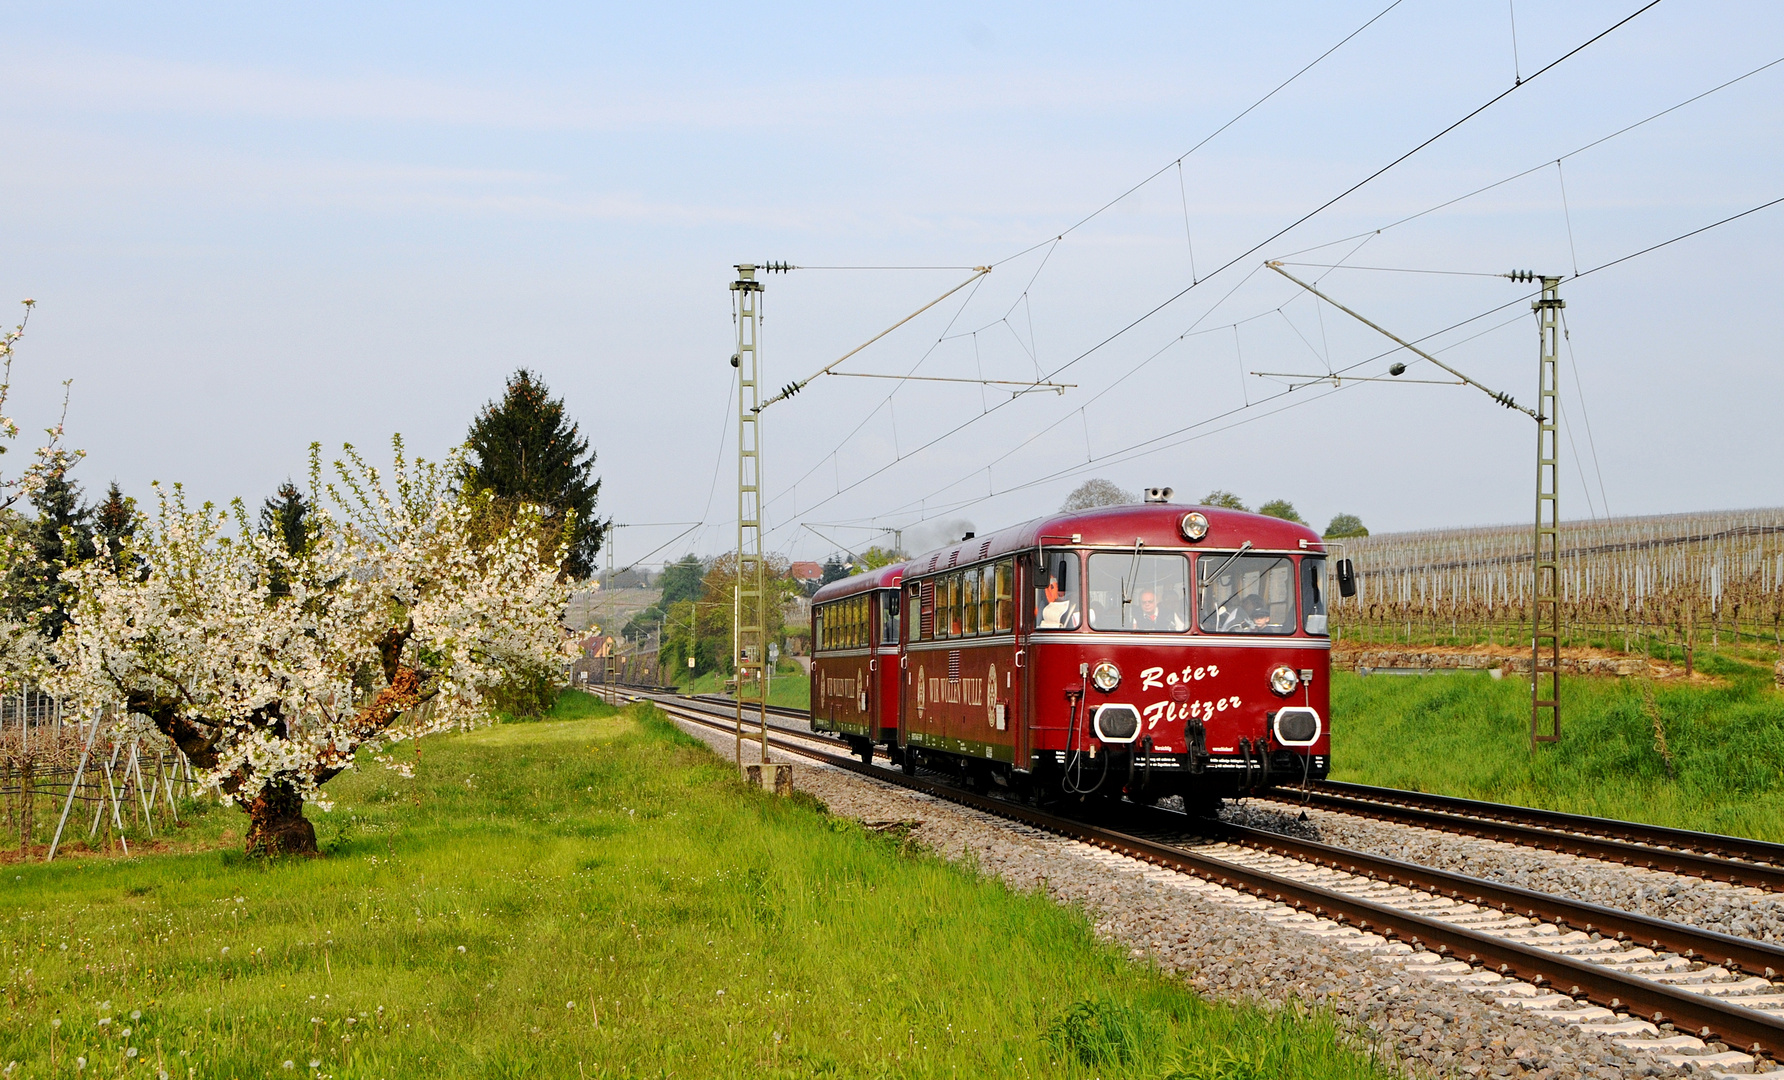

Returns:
903,503,1324,576
810,561,906,603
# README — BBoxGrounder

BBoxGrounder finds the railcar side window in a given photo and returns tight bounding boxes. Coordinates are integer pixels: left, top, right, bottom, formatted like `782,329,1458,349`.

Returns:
1302,558,1327,635
814,607,825,651
984,564,999,631
914,582,929,640
1033,552,1081,630
1087,553,1189,632
994,560,1014,633
882,590,901,644
964,568,980,636
1198,554,1295,635
950,572,965,638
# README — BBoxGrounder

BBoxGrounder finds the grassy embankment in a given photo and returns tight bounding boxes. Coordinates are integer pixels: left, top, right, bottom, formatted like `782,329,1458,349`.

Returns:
1330,651,1784,841
674,659,811,711
2,692,1386,1079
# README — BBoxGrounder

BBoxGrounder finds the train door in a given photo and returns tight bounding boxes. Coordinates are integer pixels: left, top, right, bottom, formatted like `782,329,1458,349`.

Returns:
865,592,880,740
1014,554,1035,772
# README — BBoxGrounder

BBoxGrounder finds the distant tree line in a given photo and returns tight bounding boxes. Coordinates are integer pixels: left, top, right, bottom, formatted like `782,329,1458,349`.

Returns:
1057,477,1367,538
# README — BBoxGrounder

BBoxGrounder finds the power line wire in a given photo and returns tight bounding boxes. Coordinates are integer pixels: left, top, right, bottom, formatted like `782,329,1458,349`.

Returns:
991,0,1410,267
1277,52,1783,259
888,189,1784,535
775,3,1655,535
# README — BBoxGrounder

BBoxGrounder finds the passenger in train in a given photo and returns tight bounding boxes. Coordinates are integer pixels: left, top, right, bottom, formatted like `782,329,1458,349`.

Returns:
1037,575,1079,629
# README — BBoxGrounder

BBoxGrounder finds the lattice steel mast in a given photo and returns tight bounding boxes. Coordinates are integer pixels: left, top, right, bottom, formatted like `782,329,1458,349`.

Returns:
1523,273,1565,746
731,264,771,766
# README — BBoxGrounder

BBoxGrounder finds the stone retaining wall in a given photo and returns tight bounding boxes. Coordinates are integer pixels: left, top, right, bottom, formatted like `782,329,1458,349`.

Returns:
1339,649,1655,678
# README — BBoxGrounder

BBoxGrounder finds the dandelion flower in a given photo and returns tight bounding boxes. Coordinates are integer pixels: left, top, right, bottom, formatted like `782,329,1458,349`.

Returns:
130,1010,141,1021
457,945,466,953
282,1062,295,1070
309,1060,320,1069
50,1019,60,1029
126,1048,138,1059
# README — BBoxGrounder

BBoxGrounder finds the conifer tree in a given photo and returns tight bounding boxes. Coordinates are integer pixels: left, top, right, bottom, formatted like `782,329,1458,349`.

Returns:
259,480,315,555
95,481,139,574
461,369,606,579
10,464,95,637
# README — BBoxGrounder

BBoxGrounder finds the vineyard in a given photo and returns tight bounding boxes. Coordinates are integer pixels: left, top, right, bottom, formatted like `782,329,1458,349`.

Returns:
1329,507,1784,668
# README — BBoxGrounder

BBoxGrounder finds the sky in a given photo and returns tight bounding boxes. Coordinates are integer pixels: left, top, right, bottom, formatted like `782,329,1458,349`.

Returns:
1,1,1779,570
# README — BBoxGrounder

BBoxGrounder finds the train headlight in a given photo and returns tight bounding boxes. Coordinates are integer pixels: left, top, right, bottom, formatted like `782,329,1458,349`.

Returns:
1269,665,1299,697
1179,512,1209,541
1091,661,1121,693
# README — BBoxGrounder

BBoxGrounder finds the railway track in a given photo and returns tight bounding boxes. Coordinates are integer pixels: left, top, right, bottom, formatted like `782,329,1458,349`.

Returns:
1265,781,1784,894
658,688,1784,895
620,689,1784,1070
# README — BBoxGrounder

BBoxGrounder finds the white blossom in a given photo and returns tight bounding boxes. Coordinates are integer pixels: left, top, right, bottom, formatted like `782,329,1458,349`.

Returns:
57,437,571,848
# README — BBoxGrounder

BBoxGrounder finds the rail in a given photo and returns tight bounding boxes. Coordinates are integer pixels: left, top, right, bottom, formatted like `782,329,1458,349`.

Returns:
630,689,1784,1061
1267,782,1784,892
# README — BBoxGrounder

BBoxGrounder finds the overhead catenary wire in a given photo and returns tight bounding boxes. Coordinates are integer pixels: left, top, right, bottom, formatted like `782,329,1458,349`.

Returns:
775,0,1661,540
882,191,1784,536
1560,310,1612,517
990,0,1411,267
756,268,993,412
1277,52,1784,261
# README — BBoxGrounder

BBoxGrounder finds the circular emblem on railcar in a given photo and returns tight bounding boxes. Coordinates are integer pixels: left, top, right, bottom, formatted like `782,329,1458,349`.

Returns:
986,663,998,727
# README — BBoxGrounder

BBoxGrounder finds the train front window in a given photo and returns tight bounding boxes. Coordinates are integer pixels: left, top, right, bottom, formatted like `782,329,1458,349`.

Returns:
1033,552,1080,630
1198,554,1294,635
1088,553,1189,632
1302,558,1328,635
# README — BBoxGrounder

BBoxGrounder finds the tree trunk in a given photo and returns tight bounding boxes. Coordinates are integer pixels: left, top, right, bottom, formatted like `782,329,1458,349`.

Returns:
242,782,317,856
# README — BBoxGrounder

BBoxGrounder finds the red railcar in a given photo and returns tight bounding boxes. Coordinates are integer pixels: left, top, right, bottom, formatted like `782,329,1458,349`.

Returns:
809,562,905,763
882,502,1334,807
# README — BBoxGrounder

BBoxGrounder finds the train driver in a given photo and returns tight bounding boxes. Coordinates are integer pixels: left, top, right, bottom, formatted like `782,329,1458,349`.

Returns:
1133,589,1185,631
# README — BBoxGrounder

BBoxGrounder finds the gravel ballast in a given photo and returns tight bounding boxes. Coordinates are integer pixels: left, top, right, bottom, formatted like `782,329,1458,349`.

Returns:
662,713,1771,1078
1230,799,1784,947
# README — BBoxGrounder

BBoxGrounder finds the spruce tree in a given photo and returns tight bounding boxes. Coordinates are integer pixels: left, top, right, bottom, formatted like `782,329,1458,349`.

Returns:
259,480,315,555
95,481,139,574
11,465,95,637
462,369,606,578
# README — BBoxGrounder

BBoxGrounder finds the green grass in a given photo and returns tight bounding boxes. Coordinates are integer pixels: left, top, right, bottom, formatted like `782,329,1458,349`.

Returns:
675,662,811,711
2,693,1386,1079
1331,652,1784,841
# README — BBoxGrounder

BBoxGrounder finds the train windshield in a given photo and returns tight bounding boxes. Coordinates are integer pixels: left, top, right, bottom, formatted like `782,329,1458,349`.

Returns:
1088,552,1189,631
1033,551,1080,630
1198,554,1295,635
